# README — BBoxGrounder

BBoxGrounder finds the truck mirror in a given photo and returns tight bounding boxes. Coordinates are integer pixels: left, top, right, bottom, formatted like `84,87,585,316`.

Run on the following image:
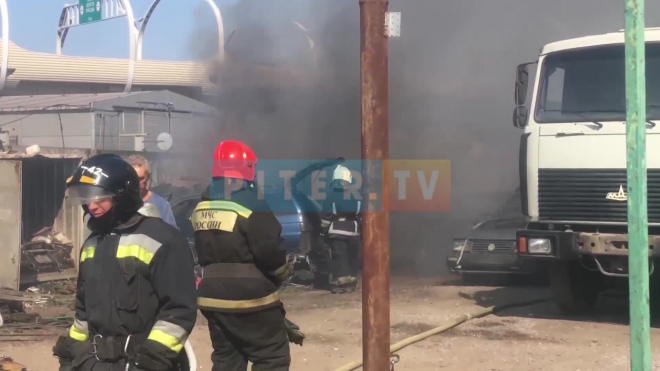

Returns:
515,64,529,106
513,106,528,128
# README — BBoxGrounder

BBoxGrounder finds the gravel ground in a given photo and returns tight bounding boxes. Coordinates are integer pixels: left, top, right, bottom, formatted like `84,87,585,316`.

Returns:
3,275,660,370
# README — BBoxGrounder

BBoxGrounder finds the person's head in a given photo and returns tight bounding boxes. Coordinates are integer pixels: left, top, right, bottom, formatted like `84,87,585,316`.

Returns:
128,154,150,196
211,140,258,182
331,165,352,190
66,154,143,231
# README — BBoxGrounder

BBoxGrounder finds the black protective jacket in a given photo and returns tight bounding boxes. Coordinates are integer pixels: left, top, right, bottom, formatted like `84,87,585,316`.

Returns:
320,188,362,237
63,214,197,369
193,181,290,313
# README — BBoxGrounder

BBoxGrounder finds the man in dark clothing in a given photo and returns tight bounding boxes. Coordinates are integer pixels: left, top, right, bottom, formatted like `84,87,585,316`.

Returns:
320,165,362,294
53,154,197,371
193,140,292,371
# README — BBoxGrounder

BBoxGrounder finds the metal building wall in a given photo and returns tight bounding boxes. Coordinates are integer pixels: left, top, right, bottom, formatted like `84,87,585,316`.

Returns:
0,161,21,289
18,112,93,149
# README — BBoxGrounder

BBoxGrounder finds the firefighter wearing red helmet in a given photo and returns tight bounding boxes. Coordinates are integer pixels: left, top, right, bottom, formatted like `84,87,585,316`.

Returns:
192,140,293,371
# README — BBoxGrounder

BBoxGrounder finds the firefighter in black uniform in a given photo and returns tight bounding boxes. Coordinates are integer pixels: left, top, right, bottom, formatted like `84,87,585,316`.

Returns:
320,165,362,294
52,154,197,371
193,140,292,371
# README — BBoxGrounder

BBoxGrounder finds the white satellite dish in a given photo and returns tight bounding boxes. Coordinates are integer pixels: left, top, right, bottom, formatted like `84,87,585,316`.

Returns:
157,132,173,151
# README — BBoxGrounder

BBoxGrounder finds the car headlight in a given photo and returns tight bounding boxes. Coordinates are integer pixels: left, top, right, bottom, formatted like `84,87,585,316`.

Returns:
452,240,466,251
528,238,551,254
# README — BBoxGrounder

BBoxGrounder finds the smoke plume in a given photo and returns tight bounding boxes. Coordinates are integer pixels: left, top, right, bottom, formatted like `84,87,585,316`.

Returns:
189,0,660,274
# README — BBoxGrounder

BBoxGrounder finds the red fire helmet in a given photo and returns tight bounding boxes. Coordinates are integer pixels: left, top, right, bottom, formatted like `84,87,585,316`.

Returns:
211,140,258,181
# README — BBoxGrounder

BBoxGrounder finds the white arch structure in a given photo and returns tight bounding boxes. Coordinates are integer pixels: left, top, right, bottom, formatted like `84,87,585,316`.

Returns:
57,0,225,92
57,0,137,93
0,0,9,91
137,0,224,61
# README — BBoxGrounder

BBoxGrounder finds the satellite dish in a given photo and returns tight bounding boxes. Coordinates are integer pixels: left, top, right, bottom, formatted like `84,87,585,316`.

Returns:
157,132,173,151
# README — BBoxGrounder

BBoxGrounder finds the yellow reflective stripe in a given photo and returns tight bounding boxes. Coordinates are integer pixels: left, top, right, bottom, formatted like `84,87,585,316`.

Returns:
198,292,280,311
147,329,184,353
116,245,155,264
69,326,88,341
194,201,252,218
80,247,95,262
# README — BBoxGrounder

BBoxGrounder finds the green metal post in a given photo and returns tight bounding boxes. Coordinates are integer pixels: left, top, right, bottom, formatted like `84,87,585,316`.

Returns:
624,0,651,370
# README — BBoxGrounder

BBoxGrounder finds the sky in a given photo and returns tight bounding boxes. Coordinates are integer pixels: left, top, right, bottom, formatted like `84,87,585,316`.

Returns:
6,0,239,61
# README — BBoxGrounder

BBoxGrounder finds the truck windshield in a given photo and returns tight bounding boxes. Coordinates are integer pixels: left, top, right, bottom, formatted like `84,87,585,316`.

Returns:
535,42,660,122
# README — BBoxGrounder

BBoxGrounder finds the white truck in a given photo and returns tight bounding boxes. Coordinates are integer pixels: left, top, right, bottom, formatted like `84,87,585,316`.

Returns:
514,28,660,314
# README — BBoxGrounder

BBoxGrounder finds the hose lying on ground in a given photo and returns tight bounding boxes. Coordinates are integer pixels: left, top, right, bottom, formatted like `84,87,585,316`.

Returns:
334,297,551,371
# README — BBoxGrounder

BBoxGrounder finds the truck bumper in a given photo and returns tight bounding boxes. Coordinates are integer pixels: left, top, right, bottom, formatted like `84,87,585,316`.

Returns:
517,229,660,260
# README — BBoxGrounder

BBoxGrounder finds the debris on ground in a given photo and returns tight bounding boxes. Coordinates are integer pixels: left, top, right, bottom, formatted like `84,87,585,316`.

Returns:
0,313,72,341
20,227,75,277
0,356,28,371
0,288,52,305
0,281,76,314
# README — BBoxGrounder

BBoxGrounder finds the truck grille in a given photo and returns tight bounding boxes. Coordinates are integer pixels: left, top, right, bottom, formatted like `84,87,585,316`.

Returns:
470,240,515,254
538,169,660,223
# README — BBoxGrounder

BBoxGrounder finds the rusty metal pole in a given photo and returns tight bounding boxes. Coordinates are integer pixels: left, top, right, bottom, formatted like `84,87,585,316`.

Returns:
360,0,390,370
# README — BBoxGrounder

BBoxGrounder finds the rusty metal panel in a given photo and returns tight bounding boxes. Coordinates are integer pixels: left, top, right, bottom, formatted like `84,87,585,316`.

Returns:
0,160,21,289
21,157,81,242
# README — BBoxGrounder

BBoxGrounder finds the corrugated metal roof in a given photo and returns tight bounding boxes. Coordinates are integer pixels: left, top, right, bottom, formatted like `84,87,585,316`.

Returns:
0,41,214,93
0,92,148,112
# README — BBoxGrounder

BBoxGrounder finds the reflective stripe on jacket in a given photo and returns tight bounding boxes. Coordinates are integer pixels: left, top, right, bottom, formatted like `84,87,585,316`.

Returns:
193,181,289,312
67,215,197,359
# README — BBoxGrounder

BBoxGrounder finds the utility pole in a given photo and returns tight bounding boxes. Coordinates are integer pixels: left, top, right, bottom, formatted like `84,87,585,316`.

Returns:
624,0,651,370
360,0,390,370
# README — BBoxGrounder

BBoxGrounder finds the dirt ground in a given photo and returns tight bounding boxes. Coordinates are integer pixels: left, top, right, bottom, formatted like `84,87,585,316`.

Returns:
4,276,660,371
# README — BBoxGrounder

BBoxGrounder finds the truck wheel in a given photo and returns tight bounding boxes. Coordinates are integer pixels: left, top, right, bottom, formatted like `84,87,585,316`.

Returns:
548,261,601,315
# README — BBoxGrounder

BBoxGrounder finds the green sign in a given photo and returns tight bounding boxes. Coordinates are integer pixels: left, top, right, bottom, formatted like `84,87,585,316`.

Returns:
79,0,102,24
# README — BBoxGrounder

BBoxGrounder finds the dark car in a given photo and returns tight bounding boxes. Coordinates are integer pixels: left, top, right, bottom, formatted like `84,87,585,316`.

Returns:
446,217,543,282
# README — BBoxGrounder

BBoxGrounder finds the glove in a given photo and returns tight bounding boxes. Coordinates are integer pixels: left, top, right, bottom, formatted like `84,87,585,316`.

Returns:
269,262,293,287
54,335,92,370
284,318,305,346
53,336,74,363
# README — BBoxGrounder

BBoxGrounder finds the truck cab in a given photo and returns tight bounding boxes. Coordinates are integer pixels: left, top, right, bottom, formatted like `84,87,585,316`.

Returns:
514,28,660,314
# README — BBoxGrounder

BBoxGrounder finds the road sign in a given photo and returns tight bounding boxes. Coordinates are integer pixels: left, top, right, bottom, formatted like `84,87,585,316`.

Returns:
79,0,102,24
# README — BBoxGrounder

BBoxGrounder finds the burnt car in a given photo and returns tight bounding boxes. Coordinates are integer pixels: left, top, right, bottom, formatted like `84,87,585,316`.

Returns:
446,217,543,282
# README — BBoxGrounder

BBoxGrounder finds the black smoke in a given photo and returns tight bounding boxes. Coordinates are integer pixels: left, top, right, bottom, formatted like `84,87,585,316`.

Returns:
189,0,660,274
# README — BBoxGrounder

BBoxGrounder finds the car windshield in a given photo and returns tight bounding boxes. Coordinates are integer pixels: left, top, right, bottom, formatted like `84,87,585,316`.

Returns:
476,219,527,230
535,43,660,122
262,188,299,213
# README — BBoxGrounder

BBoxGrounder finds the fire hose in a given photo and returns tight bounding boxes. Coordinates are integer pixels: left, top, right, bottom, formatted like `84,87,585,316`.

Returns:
333,297,551,371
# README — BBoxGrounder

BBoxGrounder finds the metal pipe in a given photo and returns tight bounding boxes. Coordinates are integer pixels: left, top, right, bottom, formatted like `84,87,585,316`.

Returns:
204,0,225,62
136,0,162,60
123,0,137,93
359,0,390,370
624,0,652,370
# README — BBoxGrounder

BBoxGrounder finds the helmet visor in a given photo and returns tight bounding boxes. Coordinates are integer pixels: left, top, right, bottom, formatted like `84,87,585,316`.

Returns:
66,184,115,205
